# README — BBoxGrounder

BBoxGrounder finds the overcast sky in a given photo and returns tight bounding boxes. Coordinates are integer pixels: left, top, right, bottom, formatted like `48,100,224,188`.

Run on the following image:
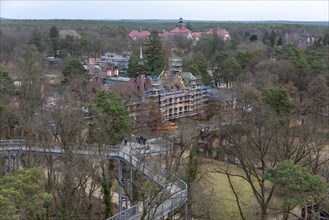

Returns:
1,0,328,21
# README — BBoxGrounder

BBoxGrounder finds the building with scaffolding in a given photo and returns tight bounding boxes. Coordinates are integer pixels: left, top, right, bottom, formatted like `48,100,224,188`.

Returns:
148,71,210,121
95,55,213,130
91,70,234,130
121,71,210,130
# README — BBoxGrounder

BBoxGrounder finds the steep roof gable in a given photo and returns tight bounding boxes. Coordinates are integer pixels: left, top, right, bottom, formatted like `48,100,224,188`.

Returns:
128,30,151,39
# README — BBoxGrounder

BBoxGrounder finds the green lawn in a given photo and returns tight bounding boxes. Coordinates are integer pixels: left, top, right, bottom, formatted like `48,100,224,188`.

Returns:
199,160,264,220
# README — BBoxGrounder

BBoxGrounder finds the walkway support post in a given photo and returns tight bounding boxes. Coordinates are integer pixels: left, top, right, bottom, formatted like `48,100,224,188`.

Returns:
185,201,188,220
118,159,123,214
8,151,13,173
130,154,133,203
15,152,21,170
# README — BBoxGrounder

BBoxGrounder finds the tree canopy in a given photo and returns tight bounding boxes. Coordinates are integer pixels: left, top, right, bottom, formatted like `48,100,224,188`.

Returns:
265,160,328,219
185,52,211,85
0,70,14,119
0,70,14,98
265,160,327,199
127,53,149,77
62,59,86,84
262,87,294,116
0,168,51,220
144,31,164,75
221,57,242,86
90,89,131,145
49,25,59,57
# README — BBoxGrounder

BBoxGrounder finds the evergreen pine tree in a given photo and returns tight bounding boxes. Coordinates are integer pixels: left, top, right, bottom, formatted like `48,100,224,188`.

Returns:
143,31,164,75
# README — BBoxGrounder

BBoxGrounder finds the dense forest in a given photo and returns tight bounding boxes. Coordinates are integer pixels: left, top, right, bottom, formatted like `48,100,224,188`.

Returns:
0,19,328,220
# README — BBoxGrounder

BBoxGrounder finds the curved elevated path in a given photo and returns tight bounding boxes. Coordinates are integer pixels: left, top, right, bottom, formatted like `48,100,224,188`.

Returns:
0,139,187,220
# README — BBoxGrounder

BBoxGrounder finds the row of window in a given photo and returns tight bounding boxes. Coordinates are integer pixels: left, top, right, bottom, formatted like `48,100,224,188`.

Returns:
166,105,189,113
161,94,203,103
164,109,201,119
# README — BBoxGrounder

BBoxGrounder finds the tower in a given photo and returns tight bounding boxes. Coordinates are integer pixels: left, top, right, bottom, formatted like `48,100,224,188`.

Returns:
177,17,186,28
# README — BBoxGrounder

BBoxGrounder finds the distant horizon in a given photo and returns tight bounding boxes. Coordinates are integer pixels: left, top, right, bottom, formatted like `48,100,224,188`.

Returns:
1,17,328,23
1,1,328,21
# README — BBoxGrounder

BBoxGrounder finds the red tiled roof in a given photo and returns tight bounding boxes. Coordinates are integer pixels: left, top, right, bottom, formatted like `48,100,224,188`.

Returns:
129,23,229,42
207,28,230,38
217,29,229,37
159,31,171,38
129,30,151,39
192,32,203,37
100,63,111,71
170,26,192,34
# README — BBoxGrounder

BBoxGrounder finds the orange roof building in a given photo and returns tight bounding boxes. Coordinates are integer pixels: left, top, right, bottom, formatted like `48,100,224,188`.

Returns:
129,27,151,40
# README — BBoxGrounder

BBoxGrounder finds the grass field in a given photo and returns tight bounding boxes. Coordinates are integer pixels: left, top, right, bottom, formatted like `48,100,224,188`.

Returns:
199,159,265,220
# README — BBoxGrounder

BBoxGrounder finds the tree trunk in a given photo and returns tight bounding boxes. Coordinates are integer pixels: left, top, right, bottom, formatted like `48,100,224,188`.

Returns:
227,175,246,220
260,204,268,220
282,210,290,220
101,162,113,218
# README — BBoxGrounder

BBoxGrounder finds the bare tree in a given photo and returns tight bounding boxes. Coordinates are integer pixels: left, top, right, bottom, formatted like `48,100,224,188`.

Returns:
212,85,314,220
39,91,92,219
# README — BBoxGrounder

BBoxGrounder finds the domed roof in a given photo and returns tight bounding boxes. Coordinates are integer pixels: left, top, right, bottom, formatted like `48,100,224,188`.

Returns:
177,17,186,27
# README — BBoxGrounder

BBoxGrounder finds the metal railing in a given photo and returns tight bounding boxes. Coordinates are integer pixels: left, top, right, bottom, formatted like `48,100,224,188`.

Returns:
0,139,188,220
106,141,187,220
